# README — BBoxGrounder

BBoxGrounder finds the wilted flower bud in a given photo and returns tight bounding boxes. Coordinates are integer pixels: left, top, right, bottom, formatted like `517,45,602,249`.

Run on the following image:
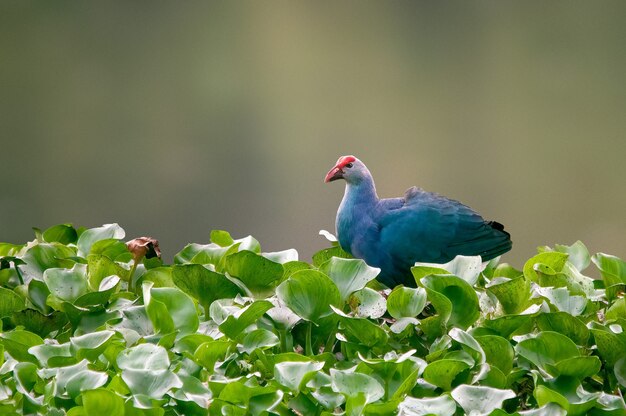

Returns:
126,237,161,262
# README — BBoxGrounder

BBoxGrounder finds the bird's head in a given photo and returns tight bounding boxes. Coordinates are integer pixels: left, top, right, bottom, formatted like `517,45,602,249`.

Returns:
325,155,368,184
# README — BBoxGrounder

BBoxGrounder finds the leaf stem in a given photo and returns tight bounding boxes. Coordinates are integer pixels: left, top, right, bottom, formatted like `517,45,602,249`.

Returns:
305,321,313,356
128,260,138,292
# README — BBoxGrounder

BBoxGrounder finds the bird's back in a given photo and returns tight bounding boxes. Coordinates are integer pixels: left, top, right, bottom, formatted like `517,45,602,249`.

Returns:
353,187,512,287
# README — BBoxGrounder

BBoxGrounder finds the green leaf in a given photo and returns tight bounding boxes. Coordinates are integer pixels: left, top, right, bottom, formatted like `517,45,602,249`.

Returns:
312,246,352,267
615,357,626,387
398,394,457,416
44,264,89,303
351,287,386,319
143,282,199,335
43,224,78,245
11,309,67,338
274,360,324,392
593,253,626,300
523,251,569,282
172,264,243,315
319,257,380,302
486,275,530,314
225,250,284,297
0,287,25,318
554,241,590,271
87,254,129,290
20,243,76,282
423,359,471,391
515,331,580,374
276,269,341,322
475,335,514,374
415,255,483,286
194,340,231,373
211,230,235,247
121,368,182,399
536,312,589,345
590,326,626,366
82,388,124,416
219,300,273,339
554,356,601,379
262,249,299,264
41,360,108,399
118,343,170,371
535,287,587,316
483,314,535,339
77,223,125,257
70,330,117,362
0,329,43,363
387,286,427,319
451,385,516,415
335,310,389,348
330,369,384,403
420,274,479,329
241,329,280,354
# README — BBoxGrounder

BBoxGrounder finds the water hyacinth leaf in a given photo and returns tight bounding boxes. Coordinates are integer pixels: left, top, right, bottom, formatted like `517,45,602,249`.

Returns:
319,257,380,302
312,246,352,267
593,253,626,300
241,329,280,354
534,287,587,316
27,279,50,313
20,243,76,282
554,356,601,379
483,314,535,339
536,312,589,345
262,249,299,264
225,250,284,297
70,330,116,361
172,264,243,314
351,287,386,319
87,254,129,290
398,394,457,416
387,286,427,319
274,361,324,392
329,369,384,403
122,368,182,399
337,312,389,348
140,267,174,287
486,275,530,314
523,251,568,282
210,230,235,247
44,360,108,399
82,388,125,416
515,331,580,373
615,357,626,387
219,300,273,339
143,282,199,335
276,269,341,322
13,310,67,339
43,264,88,303
194,340,231,373
451,385,516,415
422,359,471,391
42,224,78,245
421,275,479,329
0,287,25,318
77,223,125,257
0,329,43,363
553,241,590,271
475,335,514,374
29,342,72,366
590,327,626,366
415,255,483,286
90,239,132,262
174,243,230,265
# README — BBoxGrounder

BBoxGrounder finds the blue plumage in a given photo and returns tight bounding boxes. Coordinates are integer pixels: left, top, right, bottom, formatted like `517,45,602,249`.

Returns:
326,155,512,287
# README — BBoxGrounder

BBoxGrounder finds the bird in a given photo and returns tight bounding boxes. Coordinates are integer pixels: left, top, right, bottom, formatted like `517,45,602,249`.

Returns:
325,155,512,288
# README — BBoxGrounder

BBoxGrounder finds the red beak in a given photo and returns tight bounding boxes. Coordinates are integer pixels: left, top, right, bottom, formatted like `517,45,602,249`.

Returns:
325,166,344,183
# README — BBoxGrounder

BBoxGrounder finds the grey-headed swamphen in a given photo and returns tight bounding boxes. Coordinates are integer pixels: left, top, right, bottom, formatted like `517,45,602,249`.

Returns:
325,155,512,287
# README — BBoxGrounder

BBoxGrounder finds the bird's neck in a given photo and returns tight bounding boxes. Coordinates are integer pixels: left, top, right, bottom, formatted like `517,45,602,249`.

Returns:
336,175,379,251
343,175,379,207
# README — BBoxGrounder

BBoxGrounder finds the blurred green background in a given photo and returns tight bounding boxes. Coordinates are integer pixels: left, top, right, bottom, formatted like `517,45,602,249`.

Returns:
1,1,624,267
